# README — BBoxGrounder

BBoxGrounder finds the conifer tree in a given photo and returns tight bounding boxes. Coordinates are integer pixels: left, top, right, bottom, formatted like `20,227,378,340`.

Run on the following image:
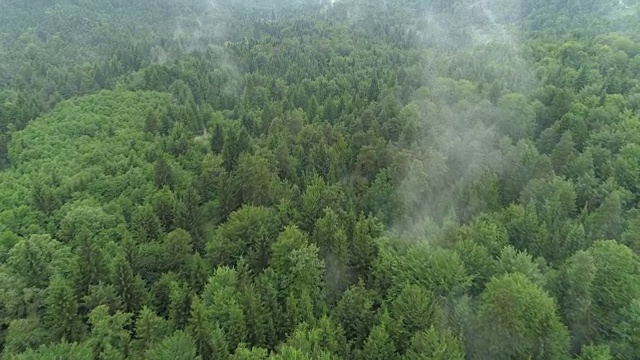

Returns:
46,276,84,342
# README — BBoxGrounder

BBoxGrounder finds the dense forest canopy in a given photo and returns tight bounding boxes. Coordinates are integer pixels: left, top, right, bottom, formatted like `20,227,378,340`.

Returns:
2,0,640,359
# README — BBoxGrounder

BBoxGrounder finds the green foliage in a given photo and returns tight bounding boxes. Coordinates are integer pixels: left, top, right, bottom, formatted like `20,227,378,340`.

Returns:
404,327,465,360
389,283,442,353
395,242,472,298
3,317,47,355
554,250,598,351
271,226,324,298
111,255,147,314
86,305,132,360
4,341,94,360
45,275,85,342
223,124,251,172
202,267,247,351
168,280,192,332
586,240,640,341
472,273,570,359
74,228,109,296
334,281,377,349
82,283,123,315
132,204,162,242
3,0,640,358
211,122,225,154
312,208,350,303
578,345,612,360
358,319,398,360
495,245,544,285
284,318,348,359
6,234,69,288
348,214,382,282
146,331,200,360
188,296,230,360
133,306,170,356
161,229,194,277
207,205,281,271
451,240,496,295
231,345,270,360
612,299,640,359
457,215,509,257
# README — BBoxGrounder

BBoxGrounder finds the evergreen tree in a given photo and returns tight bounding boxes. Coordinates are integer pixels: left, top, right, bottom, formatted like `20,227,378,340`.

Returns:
134,306,170,356
348,214,382,282
112,255,147,314
45,275,84,342
154,156,176,190
144,111,158,134
175,185,205,251
211,121,225,154
168,281,192,331
390,283,441,353
87,305,132,359
188,296,229,360
586,241,640,342
358,321,398,360
3,317,47,355
146,331,199,360
81,282,123,315
151,187,178,232
162,229,194,277
230,345,269,360
333,281,377,349
312,208,350,304
132,204,162,243
74,228,108,296
222,124,251,172
202,267,247,351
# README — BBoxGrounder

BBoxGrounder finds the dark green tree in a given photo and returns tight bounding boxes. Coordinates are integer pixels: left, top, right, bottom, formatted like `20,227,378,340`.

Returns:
86,305,132,359
188,296,230,360
74,228,108,296
312,208,350,304
154,156,176,190
151,187,177,232
133,306,170,356
161,229,194,277
3,317,47,355
348,214,382,282
45,275,84,342
333,281,377,349
132,204,162,242
222,124,251,172
211,121,225,154
112,255,147,314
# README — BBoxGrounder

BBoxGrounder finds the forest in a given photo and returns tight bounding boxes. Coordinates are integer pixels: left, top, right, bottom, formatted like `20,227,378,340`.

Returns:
1,0,640,358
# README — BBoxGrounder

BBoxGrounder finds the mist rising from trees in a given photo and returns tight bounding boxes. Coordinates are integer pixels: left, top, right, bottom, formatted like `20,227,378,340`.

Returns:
1,0,640,359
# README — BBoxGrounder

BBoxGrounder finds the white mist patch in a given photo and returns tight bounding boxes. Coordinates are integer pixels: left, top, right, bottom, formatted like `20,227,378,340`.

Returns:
172,1,230,53
396,0,538,238
470,0,515,45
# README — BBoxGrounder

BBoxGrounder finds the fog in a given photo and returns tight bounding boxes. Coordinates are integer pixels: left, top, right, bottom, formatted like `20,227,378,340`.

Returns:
148,0,634,241
378,0,537,239
2,0,640,358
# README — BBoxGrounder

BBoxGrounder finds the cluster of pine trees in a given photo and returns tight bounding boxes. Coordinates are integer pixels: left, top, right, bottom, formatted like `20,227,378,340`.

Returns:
2,0,640,359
